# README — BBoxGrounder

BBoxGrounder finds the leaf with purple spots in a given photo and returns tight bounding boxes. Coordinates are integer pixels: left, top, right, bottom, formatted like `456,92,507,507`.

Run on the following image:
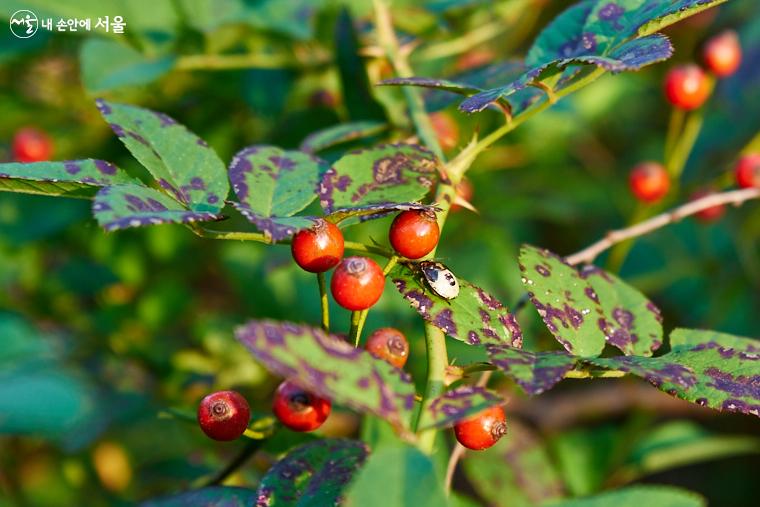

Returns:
520,245,606,356
525,0,597,67
487,346,577,395
584,328,760,418
93,184,218,232
95,100,228,214
389,264,522,348
235,320,417,434
229,145,328,217
0,160,135,199
318,144,438,214
580,265,663,357
231,203,318,242
638,0,728,37
141,486,256,506
255,439,368,507
462,420,565,507
418,386,503,431
300,121,388,154
326,202,439,226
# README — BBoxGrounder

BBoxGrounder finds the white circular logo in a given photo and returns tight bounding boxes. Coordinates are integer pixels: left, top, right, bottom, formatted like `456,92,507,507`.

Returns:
9,10,38,39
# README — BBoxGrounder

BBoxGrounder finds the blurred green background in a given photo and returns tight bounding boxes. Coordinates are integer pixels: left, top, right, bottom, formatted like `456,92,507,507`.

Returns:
0,0,758,505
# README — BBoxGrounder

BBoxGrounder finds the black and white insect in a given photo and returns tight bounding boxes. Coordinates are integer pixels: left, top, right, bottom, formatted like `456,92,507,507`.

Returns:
419,261,460,300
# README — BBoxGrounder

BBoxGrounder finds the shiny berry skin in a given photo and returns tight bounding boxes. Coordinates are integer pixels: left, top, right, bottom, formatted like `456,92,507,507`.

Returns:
197,391,250,441
389,210,440,260
703,30,741,78
629,162,670,203
664,65,711,110
365,328,409,368
272,380,331,432
691,190,725,223
12,127,53,163
454,405,507,451
330,256,385,311
291,219,344,273
734,153,760,189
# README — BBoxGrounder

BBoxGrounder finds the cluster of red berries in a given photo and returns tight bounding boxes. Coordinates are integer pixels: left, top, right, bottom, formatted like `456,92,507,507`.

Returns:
628,31,748,221
291,209,440,311
11,127,53,163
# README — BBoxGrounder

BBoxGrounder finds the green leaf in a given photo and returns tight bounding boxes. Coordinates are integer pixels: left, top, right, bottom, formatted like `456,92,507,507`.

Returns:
525,0,596,67
637,1,729,37
390,263,522,347
487,347,576,395
0,312,55,365
462,421,565,507
229,145,327,217
519,245,606,356
0,159,134,198
542,485,706,507
94,184,218,232
300,121,388,154
585,329,760,417
319,144,438,213
548,425,620,496
95,99,228,214
579,265,663,356
80,38,175,92
235,320,416,433
419,386,503,430
140,486,256,507
256,439,368,507
335,8,387,122
344,446,450,507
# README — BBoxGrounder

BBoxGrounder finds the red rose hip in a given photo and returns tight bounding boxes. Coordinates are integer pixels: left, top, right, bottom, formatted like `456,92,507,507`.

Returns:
629,162,670,203
197,390,250,441
703,30,741,78
330,256,385,311
12,127,53,163
735,153,760,189
272,380,331,432
389,210,440,259
365,328,409,368
454,405,507,451
291,219,344,273
664,64,711,110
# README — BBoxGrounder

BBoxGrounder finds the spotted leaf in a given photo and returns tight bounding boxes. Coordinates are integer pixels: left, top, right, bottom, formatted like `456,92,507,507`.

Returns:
487,346,577,395
142,486,256,506
326,202,439,226
390,264,522,347
584,329,760,418
235,321,417,433
0,160,135,199
318,144,438,214
256,439,368,507
418,386,504,431
231,204,318,242
462,420,565,507
95,99,228,214
93,184,218,232
300,121,388,154
579,266,663,356
520,245,606,356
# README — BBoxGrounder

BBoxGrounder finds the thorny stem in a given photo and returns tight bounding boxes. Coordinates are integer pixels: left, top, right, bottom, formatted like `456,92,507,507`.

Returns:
566,188,760,266
317,272,329,332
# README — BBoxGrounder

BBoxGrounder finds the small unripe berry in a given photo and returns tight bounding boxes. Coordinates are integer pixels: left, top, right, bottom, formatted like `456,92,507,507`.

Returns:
734,153,760,189
691,190,725,223
703,30,741,78
330,256,385,311
629,162,670,203
664,65,711,110
429,112,460,151
454,405,507,451
272,380,331,432
291,219,344,273
12,127,53,163
389,210,440,260
197,391,250,441
365,328,409,368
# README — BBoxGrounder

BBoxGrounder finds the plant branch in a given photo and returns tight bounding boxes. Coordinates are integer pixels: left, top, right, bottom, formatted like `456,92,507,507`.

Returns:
415,325,449,453
317,272,329,332
199,438,263,487
565,187,760,266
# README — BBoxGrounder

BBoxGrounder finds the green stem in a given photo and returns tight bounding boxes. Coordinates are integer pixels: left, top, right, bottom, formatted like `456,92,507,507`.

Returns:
415,325,449,453
317,272,329,332
666,109,704,183
349,311,364,347
664,108,685,163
